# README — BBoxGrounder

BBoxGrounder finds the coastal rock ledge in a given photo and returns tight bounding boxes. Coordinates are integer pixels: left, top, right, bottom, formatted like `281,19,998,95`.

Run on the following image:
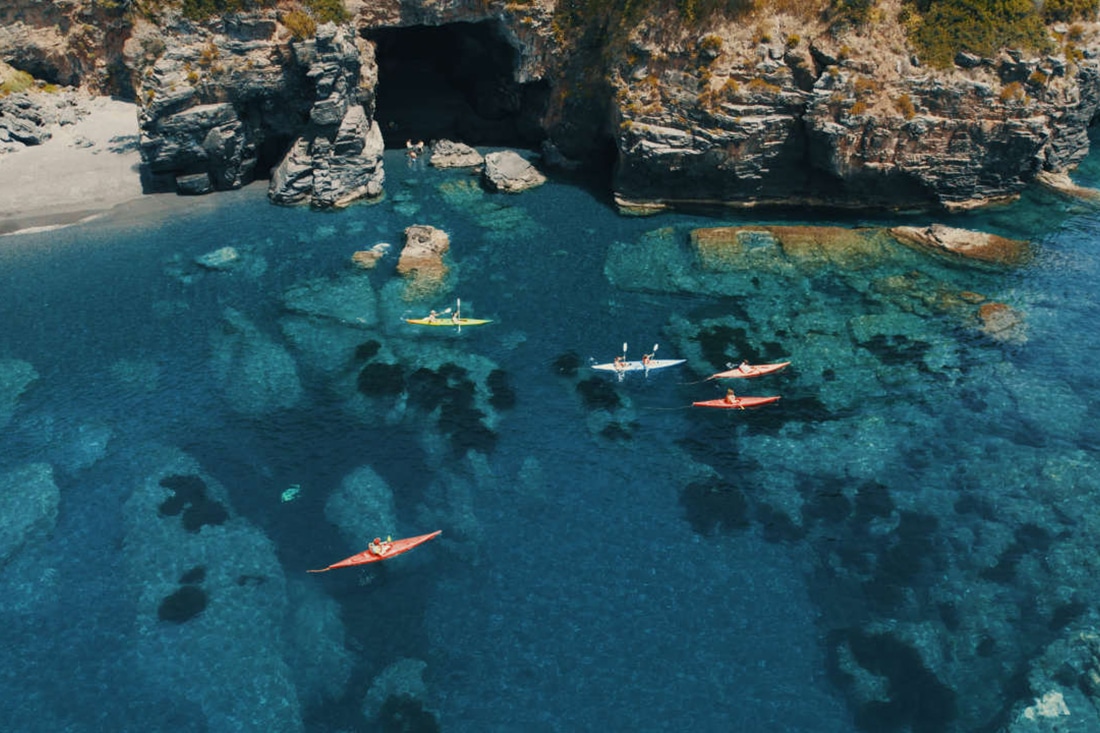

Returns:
888,224,1032,267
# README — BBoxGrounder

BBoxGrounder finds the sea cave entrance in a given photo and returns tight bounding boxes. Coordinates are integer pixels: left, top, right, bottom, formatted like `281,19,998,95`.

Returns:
366,21,549,150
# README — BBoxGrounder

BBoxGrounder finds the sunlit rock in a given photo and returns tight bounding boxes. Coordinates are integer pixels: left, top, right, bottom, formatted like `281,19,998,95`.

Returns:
1034,170,1100,203
429,139,483,168
397,224,450,299
889,224,1032,267
482,150,546,193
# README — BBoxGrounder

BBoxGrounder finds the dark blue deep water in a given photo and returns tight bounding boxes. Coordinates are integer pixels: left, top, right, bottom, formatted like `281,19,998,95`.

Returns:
2,147,1100,732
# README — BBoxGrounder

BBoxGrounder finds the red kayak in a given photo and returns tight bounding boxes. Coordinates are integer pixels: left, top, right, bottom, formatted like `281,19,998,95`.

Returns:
308,530,442,573
708,361,791,379
693,396,781,410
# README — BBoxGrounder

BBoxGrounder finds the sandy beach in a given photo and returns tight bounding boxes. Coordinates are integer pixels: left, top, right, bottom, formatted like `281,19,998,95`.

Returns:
0,95,145,236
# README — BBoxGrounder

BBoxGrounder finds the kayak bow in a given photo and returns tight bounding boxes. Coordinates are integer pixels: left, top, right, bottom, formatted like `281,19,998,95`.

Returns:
307,530,442,572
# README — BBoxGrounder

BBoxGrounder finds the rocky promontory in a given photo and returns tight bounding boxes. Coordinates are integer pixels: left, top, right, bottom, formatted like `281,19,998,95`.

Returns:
4,0,1100,212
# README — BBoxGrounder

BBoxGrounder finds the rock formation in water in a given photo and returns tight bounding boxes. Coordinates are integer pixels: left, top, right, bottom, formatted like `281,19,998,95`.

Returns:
4,0,1100,211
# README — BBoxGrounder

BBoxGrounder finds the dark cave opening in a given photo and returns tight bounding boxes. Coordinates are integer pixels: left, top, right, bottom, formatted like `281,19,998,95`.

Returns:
366,21,549,150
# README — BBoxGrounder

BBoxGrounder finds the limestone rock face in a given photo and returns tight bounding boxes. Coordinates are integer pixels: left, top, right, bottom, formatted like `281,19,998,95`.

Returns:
268,24,384,208
141,102,255,193
610,20,1100,212
0,0,132,94
134,14,381,207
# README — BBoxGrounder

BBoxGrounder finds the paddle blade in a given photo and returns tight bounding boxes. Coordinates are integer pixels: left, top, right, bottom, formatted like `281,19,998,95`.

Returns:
306,567,331,573
652,343,659,353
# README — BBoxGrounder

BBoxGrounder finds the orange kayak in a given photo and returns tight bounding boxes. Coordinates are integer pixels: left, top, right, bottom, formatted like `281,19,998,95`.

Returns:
708,361,791,379
308,530,442,572
692,396,781,410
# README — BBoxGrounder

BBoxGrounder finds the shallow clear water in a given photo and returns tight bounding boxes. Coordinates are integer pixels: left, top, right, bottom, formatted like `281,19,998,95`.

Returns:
1,148,1099,732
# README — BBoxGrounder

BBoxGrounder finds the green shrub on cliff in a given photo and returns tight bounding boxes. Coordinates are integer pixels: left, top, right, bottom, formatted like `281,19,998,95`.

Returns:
908,0,1054,69
305,0,349,23
282,8,316,39
181,0,274,20
179,0,346,23
0,69,34,96
1041,0,1100,22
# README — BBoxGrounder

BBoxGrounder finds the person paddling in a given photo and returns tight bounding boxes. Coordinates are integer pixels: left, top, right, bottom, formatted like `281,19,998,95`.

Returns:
368,537,392,556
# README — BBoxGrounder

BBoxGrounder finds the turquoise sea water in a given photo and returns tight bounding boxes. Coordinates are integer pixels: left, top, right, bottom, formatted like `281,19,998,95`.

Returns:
1,147,1099,732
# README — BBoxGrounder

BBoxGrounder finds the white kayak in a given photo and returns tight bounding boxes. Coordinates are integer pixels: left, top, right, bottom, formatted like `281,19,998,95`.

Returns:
592,359,686,373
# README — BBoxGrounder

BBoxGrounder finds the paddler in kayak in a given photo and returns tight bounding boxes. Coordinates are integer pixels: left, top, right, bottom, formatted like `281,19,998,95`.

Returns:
738,360,751,373
451,300,461,324
642,351,654,368
613,355,626,372
426,310,439,323
723,388,738,405
368,537,393,556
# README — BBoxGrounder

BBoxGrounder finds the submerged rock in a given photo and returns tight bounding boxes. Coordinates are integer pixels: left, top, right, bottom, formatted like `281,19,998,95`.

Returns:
210,307,303,416
889,224,1032,267
324,464,398,550
363,658,430,721
978,302,1028,343
691,225,892,272
0,463,59,566
0,357,38,429
122,447,307,732
195,246,240,270
396,224,450,299
351,242,392,269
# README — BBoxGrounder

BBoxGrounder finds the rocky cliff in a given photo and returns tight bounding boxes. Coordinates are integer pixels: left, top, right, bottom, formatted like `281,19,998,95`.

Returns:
3,0,1100,212
610,3,1100,211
